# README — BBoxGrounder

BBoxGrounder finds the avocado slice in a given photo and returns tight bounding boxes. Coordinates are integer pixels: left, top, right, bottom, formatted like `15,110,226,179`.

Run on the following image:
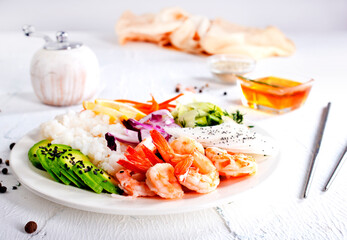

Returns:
78,160,120,194
28,139,51,170
72,161,103,194
58,150,103,193
64,150,120,194
40,144,72,185
51,158,86,188
46,152,71,185
36,148,61,182
45,144,89,188
55,151,87,188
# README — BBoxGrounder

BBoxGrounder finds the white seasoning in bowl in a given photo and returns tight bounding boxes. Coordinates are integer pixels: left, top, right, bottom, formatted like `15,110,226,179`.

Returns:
208,54,256,84
211,61,253,74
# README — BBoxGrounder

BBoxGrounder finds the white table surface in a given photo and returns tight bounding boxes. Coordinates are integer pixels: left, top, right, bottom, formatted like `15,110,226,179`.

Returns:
0,31,346,240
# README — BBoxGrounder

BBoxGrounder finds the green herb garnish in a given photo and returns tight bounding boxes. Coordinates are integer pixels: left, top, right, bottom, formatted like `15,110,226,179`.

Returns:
231,110,243,124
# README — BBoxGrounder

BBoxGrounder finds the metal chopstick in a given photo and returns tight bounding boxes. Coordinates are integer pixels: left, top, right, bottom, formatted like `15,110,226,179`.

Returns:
302,102,331,199
323,144,347,191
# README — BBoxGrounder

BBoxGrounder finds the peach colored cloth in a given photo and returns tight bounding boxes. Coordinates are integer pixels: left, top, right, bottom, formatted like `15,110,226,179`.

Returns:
116,8,295,59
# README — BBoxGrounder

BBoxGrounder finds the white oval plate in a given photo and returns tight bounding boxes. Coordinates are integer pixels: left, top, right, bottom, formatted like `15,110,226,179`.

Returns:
10,126,280,216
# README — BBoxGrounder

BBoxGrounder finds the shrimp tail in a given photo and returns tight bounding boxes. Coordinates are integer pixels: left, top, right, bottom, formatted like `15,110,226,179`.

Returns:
118,146,153,173
117,159,146,173
174,156,194,182
140,145,164,165
150,130,175,162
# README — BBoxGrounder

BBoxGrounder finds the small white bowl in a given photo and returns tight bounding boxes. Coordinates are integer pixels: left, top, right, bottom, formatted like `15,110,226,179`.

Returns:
208,54,256,84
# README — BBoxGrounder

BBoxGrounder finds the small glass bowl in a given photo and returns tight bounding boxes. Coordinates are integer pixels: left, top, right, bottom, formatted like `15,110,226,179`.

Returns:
208,54,256,84
237,74,314,114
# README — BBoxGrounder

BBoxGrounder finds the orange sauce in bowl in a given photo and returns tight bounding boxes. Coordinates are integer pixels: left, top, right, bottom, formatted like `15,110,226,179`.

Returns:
239,76,313,113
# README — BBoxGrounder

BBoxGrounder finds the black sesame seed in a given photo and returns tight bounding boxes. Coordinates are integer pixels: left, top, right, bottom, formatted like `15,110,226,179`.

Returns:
79,170,82,174
108,177,111,179
100,171,103,174
223,92,227,96
5,160,10,166
0,158,2,164
12,186,17,190
2,168,8,174
33,154,37,158
47,143,51,147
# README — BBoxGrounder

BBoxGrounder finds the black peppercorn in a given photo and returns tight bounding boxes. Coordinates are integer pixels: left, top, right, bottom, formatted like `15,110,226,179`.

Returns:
0,186,7,193
2,168,8,174
24,221,37,234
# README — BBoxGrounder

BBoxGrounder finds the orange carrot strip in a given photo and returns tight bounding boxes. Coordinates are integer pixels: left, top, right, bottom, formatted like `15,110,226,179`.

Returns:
159,93,184,106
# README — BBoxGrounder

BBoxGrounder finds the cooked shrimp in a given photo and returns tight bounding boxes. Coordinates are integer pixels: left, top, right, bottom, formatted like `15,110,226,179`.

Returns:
175,150,220,193
170,136,205,155
151,130,220,194
146,163,184,199
205,147,257,177
150,130,190,166
116,169,156,197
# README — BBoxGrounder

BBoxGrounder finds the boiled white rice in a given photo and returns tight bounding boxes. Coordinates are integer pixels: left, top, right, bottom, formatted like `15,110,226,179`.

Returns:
40,110,125,176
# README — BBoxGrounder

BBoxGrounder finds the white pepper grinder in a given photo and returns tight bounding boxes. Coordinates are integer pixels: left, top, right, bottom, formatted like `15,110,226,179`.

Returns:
23,25,100,106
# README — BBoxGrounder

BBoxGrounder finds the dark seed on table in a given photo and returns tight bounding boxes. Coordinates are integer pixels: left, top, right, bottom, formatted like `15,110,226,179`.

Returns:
0,186,7,193
0,182,2,187
12,186,17,190
24,221,37,234
199,89,203,93
9,142,15,150
223,92,227,95
0,158,2,164
2,168,8,174
5,160,9,166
